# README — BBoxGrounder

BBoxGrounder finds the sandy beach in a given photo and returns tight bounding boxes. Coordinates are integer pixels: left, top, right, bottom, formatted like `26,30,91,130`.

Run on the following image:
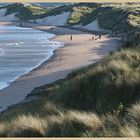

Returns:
0,22,121,112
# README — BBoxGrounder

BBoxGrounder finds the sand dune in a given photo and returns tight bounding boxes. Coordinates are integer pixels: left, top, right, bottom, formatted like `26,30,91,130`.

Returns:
73,19,110,33
0,13,19,22
36,12,70,26
0,9,6,18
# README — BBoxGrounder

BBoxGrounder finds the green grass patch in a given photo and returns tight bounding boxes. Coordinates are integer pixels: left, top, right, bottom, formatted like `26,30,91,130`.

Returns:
26,5,48,15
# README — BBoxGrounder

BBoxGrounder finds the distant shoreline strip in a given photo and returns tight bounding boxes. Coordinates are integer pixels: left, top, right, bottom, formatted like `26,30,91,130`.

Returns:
0,0,140,3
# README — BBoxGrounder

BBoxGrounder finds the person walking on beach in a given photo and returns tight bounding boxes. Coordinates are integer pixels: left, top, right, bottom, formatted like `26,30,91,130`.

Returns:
70,35,73,41
20,22,22,26
92,35,94,40
50,27,54,31
99,34,102,39
95,34,99,40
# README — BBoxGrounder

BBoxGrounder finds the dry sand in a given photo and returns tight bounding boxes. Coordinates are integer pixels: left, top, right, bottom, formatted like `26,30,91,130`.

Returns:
0,22,121,112
36,12,70,26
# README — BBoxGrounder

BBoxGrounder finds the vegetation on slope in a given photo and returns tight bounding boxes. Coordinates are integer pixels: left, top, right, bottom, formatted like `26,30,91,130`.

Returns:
26,5,48,15
0,3,49,21
2,2,140,34
67,4,140,34
98,5,140,33
0,2,139,137
32,4,72,19
48,43,140,114
0,3,33,21
1,3,25,16
67,3,100,25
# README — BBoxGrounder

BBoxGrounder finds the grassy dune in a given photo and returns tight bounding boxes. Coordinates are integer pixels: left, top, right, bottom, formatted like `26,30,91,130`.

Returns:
0,3,140,137
67,4,140,34
67,3,99,25
26,5,48,15
0,3,48,21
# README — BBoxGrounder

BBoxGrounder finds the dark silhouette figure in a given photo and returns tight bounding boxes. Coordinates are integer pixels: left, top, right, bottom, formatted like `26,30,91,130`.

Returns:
70,35,73,41
99,34,102,39
92,35,94,40
20,22,22,26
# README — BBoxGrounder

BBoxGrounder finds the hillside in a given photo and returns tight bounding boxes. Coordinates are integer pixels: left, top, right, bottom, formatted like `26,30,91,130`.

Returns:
0,3,140,34
0,3,49,21
0,2,140,137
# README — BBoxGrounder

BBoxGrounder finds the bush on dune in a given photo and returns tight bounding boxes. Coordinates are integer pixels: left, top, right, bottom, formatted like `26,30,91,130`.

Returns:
47,44,140,114
0,107,102,137
46,111,101,137
68,6,94,25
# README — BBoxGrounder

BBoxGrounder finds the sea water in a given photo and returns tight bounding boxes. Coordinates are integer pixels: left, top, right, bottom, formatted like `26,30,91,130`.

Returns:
0,25,64,90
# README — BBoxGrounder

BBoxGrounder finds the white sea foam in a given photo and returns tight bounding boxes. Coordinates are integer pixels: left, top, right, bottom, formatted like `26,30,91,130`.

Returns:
0,48,4,56
0,82,8,90
7,43,20,46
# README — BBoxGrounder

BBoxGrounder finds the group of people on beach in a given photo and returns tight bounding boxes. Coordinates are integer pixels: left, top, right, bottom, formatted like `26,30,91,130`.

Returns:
111,31,119,37
91,34,102,40
69,34,102,41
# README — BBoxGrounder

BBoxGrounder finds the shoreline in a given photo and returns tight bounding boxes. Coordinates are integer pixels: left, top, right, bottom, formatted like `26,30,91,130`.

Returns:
0,21,122,113
0,23,64,91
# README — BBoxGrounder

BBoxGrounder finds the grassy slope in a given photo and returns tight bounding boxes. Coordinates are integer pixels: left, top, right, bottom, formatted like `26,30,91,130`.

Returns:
26,5,48,15
67,4,140,34
32,4,72,19
98,5,140,33
2,3,33,19
0,3,49,21
0,3,140,137
67,3,100,25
